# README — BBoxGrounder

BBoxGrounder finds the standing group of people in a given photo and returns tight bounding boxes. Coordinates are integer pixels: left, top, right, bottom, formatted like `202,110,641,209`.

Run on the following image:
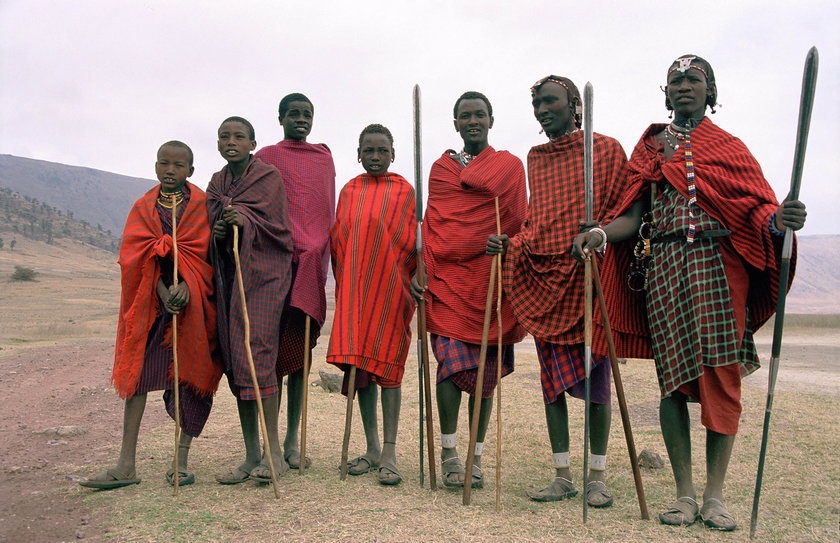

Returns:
81,55,807,533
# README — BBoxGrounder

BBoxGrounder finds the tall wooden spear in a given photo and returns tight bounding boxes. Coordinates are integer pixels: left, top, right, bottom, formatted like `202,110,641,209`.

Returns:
231,223,281,498
170,193,181,496
494,197,503,512
581,81,594,524
413,84,437,489
750,46,818,539
299,315,311,476
339,365,356,481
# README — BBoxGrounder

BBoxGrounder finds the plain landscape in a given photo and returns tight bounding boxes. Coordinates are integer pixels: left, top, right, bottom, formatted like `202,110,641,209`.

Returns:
0,159,838,542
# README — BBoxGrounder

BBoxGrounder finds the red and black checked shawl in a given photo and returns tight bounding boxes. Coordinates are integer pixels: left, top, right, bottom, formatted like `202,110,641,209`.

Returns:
255,141,336,326
504,132,628,344
206,158,294,394
604,118,796,359
327,173,417,385
112,182,221,399
423,147,527,345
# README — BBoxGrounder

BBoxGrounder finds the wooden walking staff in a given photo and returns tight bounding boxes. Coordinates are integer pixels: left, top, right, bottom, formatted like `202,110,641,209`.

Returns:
413,84,437,490
463,229,498,505
750,45,818,540
231,223,281,498
170,193,182,496
494,197,503,512
339,365,356,481
590,258,649,520
581,81,594,524
299,315,311,476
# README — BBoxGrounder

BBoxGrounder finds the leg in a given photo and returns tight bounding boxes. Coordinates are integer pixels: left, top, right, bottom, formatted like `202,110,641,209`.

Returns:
700,430,737,531
357,383,382,461
215,398,263,483
250,393,289,480
79,394,146,488
378,386,402,485
586,402,613,507
466,393,493,488
528,395,577,501
436,379,465,486
167,432,195,486
658,391,700,525
283,369,306,467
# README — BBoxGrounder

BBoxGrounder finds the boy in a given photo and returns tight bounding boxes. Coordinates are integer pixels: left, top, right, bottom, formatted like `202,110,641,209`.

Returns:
254,93,336,469
207,117,294,484
80,141,220,489
328,124,416,485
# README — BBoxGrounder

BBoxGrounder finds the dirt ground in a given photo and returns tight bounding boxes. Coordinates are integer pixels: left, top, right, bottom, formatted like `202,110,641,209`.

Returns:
1,239,838,542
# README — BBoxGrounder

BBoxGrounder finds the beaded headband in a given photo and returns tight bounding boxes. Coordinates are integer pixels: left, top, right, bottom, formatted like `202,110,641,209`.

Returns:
667,56,709,79
531,75,573,97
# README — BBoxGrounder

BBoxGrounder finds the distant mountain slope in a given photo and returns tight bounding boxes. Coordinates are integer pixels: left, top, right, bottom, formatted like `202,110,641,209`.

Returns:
0,154,153,236
786,235,840,314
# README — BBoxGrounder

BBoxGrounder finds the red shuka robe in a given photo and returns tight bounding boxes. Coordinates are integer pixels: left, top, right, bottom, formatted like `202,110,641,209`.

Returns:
423,147,527,345
504,131,629,349
112,182,220,399
327,173,417,385
603,117,796,360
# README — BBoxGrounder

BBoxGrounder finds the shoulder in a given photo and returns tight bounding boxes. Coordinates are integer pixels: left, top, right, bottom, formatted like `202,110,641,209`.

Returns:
184,181,207,200
489,149,525,169
594,133,627,159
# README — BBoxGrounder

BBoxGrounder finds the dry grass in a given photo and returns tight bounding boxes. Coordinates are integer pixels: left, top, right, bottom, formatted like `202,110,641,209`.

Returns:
69,334,839,543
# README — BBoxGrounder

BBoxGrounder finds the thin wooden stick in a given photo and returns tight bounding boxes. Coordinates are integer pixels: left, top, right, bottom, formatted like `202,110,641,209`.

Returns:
463,254,497,505
171,194,181,496
592,257,649,520
299,315,311,476
494,197,503,512
415,242,437,490
232,224,281,498
339,365,357,480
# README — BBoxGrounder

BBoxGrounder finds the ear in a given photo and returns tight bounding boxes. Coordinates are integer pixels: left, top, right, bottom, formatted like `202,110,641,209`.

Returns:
488,115,495,130
188,165,195,178
278,114,284,125
391,148,396,162
249,140,257,151
357,148,362,162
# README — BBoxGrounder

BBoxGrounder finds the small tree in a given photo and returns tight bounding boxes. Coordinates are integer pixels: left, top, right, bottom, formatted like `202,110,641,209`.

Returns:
0,238,4,249
11,265,36,281
10,239,16,250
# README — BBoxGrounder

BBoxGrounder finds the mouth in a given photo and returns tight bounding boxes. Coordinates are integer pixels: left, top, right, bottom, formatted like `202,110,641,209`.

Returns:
225,149,239,156
162,177,176,184
539,116,554,126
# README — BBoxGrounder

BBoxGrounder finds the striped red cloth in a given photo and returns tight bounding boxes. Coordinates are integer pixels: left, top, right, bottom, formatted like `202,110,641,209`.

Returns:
207,157,294,400
254,140,335,326
504,132,629,345
327,173,416,385
275,307,319,376
423,147,527,345
603,118,795,360
112,182,221,399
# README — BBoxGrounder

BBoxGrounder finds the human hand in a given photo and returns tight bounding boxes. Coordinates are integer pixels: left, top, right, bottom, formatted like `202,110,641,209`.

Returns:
774,197,807,232
486,234,509,256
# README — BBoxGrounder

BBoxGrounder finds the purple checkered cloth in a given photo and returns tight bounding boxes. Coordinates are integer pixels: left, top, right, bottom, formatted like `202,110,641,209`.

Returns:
534,339,611,405
431,334,513,399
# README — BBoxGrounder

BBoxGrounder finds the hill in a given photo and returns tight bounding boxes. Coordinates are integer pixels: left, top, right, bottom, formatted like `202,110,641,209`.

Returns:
0,154,153,237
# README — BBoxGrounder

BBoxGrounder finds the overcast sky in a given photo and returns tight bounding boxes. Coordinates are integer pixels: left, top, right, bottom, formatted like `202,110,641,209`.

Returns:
1,0,837,234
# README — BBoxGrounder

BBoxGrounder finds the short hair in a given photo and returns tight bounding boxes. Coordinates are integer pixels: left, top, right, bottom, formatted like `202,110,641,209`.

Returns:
158,140,193,166
278,93,313,118
219,116,255,140
358,124,394,147
453,91,493,118
531,75,582,129
664,54,718,114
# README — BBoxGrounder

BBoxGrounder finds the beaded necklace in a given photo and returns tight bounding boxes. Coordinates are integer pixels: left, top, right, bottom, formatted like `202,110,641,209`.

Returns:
157,190,184,209
457,150,475,168
669,123,698,244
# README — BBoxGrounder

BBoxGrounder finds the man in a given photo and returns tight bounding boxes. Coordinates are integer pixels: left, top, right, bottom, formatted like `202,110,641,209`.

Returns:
573,55,807,531
415,91,527,488
254,93,336,469
488,76,628,507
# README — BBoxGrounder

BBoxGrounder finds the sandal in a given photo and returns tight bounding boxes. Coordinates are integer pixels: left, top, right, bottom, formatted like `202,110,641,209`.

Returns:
586,480,614,508
250,460,288,484
346,455,378,476
527,476,578,502
215,465,253,485
701,498,737,531
166,468,195,487
284,449,312,470
377,460,402,486
659,496,699,526
441,456,465,488
468,464,484,489
78,468,141,490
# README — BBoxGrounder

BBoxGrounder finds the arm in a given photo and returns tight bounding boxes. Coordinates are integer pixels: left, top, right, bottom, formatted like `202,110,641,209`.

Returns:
571,196,647,261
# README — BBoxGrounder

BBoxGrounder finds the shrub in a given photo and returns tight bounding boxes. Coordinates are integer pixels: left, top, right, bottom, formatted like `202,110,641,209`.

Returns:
11,265,37,281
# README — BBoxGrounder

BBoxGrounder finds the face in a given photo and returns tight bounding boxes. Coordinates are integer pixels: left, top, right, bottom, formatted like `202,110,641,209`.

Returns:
217,121,256,163
453,98,493,147
532,82,575,138
358,133,393,176
155,146,193,194
280,100,313,141
666,66,709,120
